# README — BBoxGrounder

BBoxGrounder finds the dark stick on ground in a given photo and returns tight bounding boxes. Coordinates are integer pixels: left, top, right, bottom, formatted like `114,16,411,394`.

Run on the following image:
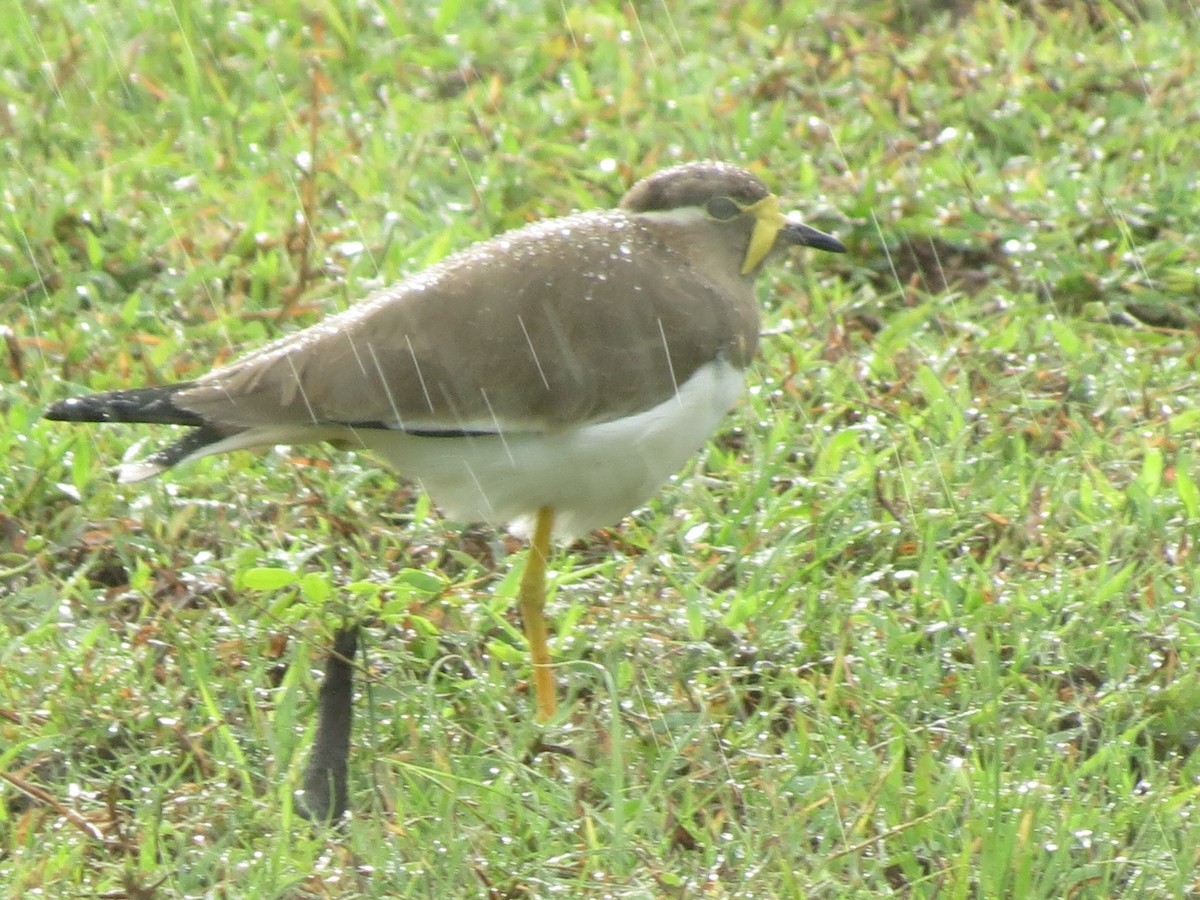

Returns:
297,625,360,823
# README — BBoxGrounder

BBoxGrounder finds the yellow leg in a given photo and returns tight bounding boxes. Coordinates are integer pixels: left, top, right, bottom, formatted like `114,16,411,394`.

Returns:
520,505,557,721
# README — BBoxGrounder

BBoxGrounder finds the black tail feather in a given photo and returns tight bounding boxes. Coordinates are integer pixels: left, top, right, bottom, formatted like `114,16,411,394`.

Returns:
140,424,230,470
44,383,203,426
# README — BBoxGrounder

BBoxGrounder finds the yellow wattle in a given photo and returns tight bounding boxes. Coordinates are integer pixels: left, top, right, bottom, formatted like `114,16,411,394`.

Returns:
741,194,787,275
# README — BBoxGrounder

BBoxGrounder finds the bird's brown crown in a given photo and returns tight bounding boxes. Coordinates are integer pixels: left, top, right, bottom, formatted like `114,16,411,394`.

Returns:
619,162,771,214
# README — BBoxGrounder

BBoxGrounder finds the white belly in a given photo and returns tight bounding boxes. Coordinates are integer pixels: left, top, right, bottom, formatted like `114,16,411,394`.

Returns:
359,357,746,540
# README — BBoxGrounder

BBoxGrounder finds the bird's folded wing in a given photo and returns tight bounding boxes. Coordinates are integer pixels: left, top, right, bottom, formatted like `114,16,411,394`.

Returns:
174,213,754,435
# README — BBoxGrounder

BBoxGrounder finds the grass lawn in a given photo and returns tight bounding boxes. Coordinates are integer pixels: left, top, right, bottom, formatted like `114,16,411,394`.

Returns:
3,0,1200,895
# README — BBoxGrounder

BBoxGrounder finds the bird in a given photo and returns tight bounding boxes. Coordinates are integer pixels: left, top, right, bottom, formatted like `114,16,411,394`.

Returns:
44,160,846,820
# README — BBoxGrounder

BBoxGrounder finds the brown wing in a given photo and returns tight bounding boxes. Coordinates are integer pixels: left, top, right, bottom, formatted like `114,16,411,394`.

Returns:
174,210,759,434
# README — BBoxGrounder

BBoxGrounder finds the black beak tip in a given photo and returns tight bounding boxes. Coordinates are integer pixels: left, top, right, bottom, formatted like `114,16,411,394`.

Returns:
785,221,847,254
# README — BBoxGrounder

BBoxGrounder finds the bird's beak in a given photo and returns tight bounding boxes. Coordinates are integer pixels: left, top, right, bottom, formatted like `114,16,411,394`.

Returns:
741,196,846,274
779,219,847,254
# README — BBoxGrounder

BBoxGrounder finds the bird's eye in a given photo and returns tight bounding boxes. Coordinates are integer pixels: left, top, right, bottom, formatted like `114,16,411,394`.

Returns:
705,196,741,220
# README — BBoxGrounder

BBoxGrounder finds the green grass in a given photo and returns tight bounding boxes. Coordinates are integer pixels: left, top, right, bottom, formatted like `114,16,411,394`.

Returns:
3,0,1200,895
